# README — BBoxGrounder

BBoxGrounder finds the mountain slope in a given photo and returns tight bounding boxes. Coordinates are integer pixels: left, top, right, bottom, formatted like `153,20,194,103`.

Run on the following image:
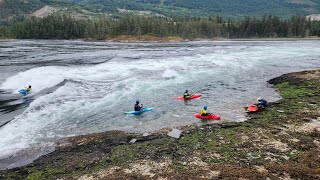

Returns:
70,0,320,17
1,0,320,25
163,0,320,17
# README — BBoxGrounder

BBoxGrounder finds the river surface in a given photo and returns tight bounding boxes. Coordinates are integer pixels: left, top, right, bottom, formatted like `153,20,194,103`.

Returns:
0,40,319,169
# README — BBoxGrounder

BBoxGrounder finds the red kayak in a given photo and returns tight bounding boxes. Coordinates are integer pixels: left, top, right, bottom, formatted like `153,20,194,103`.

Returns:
177,94,202,100
193,113,221,120
246,104,260,113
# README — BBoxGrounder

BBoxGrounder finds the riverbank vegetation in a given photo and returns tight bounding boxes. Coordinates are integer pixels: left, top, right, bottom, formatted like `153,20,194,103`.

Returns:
1,15,320,40
1,70,319,179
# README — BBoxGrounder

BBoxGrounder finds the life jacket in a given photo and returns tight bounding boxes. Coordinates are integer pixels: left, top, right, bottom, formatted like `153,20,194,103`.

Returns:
134,104,141,111
26,88,32,92
258,99,267,106
184,92,190,98
200,109,208,115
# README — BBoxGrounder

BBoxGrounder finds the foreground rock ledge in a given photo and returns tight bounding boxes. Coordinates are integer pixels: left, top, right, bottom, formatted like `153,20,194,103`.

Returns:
1,70,320,179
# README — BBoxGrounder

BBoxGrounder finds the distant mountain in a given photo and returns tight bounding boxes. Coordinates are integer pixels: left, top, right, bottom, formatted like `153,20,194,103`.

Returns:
1,0,320,25
73,0,320,17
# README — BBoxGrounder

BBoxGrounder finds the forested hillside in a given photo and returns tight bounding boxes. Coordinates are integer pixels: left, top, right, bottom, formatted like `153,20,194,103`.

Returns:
1,0,320,39
1,14,319,39
1,0,320,25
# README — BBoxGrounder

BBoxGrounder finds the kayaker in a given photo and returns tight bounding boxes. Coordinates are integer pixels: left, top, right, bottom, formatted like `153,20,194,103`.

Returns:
134,100,143,111
200,105,209,116
256,97,269,109
183,90,191,99
26,85,32,92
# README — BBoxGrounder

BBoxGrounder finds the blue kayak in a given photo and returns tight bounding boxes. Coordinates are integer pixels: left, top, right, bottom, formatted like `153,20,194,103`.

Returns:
18,89,29,95
125,107,154,115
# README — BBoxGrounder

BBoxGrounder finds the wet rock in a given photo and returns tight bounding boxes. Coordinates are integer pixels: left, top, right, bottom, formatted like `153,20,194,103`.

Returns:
129,139,137,144
143,133,150,137
167,129,182,139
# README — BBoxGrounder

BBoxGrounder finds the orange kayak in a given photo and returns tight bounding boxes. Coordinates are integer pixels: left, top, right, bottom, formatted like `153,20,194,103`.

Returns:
247,104,260,113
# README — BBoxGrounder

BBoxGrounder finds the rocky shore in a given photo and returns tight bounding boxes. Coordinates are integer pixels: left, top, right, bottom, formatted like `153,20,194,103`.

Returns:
1,70,320,179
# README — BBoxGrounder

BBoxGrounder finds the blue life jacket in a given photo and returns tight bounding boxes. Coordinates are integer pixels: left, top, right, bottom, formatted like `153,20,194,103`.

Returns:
258,99,268,106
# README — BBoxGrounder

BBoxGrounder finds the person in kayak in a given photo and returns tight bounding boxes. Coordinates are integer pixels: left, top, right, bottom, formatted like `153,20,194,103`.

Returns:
26,85,32,92
134,100,143,111
200,105,209,116
256,97,269,109
183,90,191,99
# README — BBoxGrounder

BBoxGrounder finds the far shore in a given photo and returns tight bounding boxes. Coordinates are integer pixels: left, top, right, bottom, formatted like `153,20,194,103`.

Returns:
78,35,320,42
1,35,320,43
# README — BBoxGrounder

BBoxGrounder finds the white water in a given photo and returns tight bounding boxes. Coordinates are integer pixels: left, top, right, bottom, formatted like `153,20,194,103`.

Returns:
0,40,319,168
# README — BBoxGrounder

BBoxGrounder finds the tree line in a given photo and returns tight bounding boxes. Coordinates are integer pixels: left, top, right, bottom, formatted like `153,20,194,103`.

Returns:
1,14,320,39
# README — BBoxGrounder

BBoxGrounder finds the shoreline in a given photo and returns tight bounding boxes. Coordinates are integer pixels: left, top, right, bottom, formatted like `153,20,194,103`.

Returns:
1,36,320,43
0,69,319,179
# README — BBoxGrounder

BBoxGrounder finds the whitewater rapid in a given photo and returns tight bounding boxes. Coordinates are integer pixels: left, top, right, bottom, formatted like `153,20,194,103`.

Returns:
0,40,319,169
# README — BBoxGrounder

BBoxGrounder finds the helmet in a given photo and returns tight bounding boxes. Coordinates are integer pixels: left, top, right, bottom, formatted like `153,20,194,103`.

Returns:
136,100,140,104
257,97,262,101
29,85,31,88
185,89,188,93
204,105,207,110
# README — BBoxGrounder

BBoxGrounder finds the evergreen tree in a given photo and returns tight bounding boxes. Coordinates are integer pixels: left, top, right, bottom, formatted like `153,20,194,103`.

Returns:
2,14,319,39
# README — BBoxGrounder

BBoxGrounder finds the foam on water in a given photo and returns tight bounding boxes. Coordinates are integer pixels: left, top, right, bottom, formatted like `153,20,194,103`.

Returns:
162,69,178,79
0,40,320,168
1,66,66,93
